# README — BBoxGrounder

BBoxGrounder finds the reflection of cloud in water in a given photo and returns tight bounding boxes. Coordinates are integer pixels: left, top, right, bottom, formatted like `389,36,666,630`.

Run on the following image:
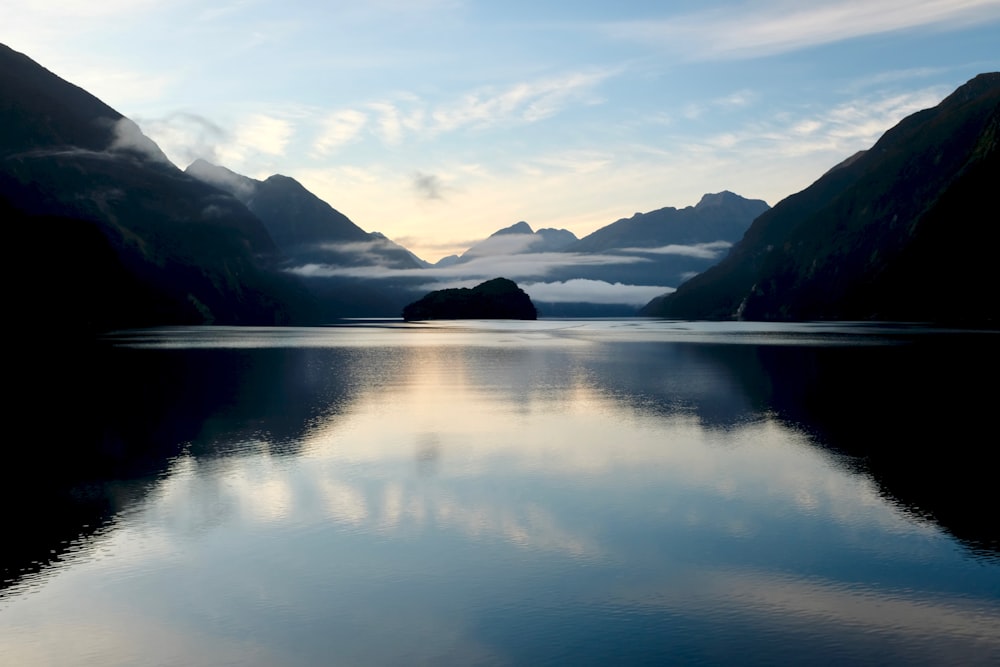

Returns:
303,398,926,546
149,450,597,557
319,478,369,526
0,614,287,667
139,337,939,563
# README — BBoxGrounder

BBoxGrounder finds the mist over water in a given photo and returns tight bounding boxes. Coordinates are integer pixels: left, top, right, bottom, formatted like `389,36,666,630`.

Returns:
3,320,998,666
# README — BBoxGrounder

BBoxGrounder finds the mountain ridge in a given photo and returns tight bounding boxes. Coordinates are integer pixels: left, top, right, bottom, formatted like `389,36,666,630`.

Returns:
1,43,320,329
641,73,1000,324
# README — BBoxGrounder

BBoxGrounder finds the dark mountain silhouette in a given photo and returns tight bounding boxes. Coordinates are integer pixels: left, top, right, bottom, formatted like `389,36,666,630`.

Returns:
402,277,537,320
1,43,317,330
186,159,422,270
642,73,1000,325
185,159,428,316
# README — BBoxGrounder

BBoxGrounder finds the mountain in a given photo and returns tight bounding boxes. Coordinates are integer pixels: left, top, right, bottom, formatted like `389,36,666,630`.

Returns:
452,220,578,261
569,191,769,253
402,277,537,321
429,192,768,316
641,73,1000,325
1,43,317,330
545,191,769,288
184,159,431,316
186,159,422,270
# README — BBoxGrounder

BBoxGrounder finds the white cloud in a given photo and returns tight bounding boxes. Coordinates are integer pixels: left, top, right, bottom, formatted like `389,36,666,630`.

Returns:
288,250,648,281
232,114,294,157
368,102,404,144
607,0,1000,60
618,241,732,260
138,112,230,167
107,118,173,165
714,90,756,109
673,85,947,165
522,279,674,305
186,158,258,199
430,69,611,132
313,109,368,156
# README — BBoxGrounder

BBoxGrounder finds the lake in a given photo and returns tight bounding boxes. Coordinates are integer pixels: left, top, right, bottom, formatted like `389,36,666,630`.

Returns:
3,319,998,665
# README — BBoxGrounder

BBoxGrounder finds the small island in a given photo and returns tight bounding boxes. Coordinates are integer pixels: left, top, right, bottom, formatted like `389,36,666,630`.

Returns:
402,277,537,321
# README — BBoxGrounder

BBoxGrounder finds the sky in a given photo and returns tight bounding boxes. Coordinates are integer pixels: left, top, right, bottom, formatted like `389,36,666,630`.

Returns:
3,1,999,263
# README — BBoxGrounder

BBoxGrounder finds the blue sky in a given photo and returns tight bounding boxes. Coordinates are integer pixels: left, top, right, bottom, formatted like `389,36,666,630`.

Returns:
3,1,999,261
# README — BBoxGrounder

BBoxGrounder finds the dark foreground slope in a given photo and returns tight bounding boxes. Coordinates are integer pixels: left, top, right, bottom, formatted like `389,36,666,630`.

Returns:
643,73,1000,325
403,278,537,321
0,43,317,331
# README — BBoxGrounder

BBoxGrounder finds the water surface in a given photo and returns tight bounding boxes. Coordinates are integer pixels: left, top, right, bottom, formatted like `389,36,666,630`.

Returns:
3,320,998,665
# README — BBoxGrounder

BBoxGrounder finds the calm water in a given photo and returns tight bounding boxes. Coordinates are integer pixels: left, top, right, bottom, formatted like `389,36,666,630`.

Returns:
3,320,999,666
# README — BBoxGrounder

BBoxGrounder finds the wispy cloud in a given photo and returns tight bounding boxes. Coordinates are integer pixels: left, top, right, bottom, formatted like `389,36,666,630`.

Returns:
673,85,946,162
186,158,258,199
607,1,1000,60
313,109,368,156
136,111,229,166
367,101,426,144
297,68,611,157
232,114,294,157
367,101,404,145
17,118,173,166
107,118,173,165
619,241,733,260
430,69,611,132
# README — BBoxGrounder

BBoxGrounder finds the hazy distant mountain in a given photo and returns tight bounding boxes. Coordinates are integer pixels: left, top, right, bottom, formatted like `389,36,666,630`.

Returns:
544,191,769,288
487,220,578,251
570,191,769,253
454,220,578,261
451,193,766,283
433,192,768,316
642,73,1000,325
433,254,462,268
0,43,317,330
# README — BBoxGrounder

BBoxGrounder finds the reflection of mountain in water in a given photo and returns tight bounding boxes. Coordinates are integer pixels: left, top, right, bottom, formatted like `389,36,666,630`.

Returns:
6,327,996,596
4,342,394,592
587,334,999,556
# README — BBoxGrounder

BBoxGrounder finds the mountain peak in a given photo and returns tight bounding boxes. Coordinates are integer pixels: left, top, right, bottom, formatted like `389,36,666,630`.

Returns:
944,72,1000,106
491,221,534,236
695,191,742,209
